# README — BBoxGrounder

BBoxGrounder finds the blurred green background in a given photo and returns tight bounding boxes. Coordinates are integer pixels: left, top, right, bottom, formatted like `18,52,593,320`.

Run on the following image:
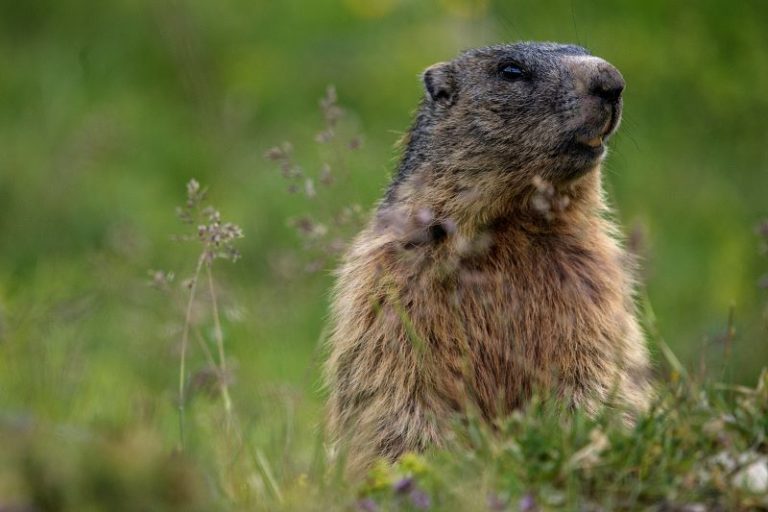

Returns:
0,0,767,498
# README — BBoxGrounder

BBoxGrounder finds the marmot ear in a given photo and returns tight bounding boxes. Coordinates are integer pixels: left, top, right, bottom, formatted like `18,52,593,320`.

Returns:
422,61,457,106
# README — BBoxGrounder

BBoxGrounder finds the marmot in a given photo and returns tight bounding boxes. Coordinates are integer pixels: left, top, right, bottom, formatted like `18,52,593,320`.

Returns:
325,42,652,472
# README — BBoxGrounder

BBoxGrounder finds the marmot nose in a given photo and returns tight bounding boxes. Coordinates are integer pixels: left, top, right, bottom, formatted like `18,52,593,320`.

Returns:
589,63,625,103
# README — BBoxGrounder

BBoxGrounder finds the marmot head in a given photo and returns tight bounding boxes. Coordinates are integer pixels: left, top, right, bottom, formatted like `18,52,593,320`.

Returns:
390,42,625,218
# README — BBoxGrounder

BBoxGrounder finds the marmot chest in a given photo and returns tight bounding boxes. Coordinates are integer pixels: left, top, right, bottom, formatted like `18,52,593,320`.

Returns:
408,228,624,354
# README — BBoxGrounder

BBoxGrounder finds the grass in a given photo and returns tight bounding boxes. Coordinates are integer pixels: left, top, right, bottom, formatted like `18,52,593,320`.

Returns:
354,374,768,511
2,343,767,511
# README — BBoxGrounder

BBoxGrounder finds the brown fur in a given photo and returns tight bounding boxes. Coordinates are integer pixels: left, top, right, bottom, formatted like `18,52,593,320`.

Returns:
324,42,652,473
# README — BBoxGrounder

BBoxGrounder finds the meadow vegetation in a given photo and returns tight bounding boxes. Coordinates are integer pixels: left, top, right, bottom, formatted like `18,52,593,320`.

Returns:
0,0,766,510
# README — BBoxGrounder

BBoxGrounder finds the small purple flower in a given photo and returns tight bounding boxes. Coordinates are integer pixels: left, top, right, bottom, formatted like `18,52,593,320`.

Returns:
356,498,378,512
518,493,536,512
410,489,431,510
393,476,415,494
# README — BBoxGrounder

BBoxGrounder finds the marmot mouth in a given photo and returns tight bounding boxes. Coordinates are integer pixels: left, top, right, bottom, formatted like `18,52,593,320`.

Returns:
582,135,603,148
575,132,606,153
575,109,618,152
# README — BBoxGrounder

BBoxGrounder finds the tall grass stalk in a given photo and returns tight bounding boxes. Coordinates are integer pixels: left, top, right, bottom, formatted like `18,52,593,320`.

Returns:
206,264,233,424
178,253,206,450
173,179,244,450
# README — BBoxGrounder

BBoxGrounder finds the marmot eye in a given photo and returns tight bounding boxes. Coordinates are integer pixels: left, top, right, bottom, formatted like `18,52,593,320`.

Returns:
499,63,526,80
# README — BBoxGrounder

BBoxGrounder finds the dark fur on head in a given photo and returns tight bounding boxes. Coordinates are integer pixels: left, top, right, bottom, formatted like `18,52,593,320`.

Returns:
388,42,625,221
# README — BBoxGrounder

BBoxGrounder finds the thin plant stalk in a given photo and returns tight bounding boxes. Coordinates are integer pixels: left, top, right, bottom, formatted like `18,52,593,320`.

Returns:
206,263,234,426
193,328,217,369
178,253,206,450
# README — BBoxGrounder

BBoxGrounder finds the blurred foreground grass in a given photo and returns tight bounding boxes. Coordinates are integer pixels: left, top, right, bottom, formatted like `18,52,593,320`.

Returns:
0,0,767,509
2,365,768,510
